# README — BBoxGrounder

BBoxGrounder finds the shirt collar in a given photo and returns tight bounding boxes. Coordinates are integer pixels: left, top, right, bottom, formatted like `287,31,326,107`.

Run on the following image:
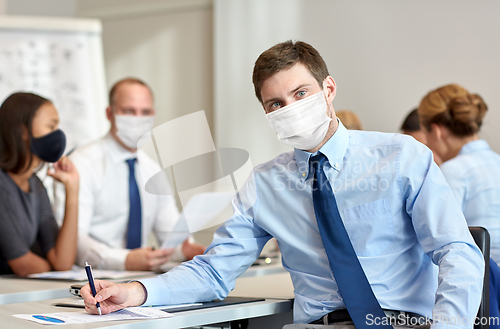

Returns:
103,133,139,164
294,119,349,182
458,139,491,156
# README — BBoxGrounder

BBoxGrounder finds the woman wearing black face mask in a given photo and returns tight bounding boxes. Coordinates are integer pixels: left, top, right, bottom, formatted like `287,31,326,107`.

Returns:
0,92,79,276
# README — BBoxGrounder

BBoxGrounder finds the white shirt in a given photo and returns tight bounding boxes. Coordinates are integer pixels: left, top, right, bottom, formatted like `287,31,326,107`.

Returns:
67,133,182,269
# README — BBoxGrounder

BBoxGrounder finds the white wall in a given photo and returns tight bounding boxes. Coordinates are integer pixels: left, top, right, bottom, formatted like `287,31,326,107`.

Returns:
214,0,500,167
76,0,213,133
100,10,213,133
0,0,6,14
5,0,76,16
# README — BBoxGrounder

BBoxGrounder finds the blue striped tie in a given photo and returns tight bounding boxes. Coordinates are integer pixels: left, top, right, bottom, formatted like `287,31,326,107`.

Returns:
311,153,391,328
126,158,142,249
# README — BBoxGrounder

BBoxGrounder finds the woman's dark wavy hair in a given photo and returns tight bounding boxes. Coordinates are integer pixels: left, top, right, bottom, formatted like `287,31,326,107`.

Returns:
0,92,50,173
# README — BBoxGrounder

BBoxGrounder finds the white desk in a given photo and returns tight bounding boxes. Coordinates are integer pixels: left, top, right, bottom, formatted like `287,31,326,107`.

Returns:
0,277,72,305
0,262,286,305
0,273,295,329
0,274,158,306
0,298,292,329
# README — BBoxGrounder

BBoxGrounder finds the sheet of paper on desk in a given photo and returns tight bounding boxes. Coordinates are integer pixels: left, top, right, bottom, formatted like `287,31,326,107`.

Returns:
13,307,172,325
27,269,155,281
161,191,235,248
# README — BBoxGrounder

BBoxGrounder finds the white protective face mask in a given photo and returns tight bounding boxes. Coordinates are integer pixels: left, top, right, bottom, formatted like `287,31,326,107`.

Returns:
115,114,155,149
266,90,332,150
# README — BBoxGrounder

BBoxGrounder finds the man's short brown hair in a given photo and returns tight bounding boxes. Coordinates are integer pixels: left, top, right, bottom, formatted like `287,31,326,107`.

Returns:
108,77,154,107
252,40,330,104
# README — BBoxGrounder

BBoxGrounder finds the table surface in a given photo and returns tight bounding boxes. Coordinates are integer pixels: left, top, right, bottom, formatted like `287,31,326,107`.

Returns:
0,262,287,305
0,272,157,305
0,272,295,329
0,277,74,305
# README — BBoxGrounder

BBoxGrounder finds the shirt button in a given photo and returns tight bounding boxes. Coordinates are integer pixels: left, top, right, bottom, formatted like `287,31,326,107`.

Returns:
334,163,339,168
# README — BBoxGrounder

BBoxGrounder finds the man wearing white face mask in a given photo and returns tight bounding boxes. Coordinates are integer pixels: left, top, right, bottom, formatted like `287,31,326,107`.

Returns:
81,43,483,329
63,78,205,271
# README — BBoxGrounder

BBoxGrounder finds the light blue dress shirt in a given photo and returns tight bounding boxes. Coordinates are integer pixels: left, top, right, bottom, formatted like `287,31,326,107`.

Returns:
440,140,500,264
140,122,483,328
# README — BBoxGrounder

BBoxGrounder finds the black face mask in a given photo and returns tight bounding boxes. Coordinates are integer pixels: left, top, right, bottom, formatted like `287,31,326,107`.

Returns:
30,129,67,163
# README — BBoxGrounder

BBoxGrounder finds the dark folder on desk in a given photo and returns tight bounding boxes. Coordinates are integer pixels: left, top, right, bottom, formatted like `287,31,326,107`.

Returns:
164,297,265,313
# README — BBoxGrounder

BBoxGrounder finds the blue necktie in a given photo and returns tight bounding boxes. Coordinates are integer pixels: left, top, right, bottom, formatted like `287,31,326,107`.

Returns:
311,153,391,329
126,158,142,249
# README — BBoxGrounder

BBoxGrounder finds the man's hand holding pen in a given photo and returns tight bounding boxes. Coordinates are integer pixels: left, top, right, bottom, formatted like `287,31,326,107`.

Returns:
81,280,147,315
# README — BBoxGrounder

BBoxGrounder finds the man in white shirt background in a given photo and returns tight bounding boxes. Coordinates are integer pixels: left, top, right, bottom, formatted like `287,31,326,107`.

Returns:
62,78,205,270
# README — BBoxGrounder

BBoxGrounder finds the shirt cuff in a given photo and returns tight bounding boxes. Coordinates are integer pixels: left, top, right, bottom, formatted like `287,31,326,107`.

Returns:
170,236,195,262
171,243,186,262
102,248,130,270
138,276,169,306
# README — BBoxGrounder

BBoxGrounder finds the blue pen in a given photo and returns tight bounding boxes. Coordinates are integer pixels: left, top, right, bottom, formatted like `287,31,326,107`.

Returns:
85,262,102,315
